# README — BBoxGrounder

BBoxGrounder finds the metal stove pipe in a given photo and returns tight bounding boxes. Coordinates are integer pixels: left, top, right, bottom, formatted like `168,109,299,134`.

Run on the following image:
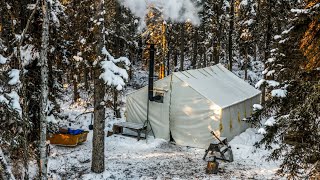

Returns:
148,44,155,101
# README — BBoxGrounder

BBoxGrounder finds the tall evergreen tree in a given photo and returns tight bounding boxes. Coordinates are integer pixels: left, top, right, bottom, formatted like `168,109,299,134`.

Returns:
256,1,320,178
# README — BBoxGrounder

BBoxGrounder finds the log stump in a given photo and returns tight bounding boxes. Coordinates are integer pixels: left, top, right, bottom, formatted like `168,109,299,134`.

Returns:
206,161,219,174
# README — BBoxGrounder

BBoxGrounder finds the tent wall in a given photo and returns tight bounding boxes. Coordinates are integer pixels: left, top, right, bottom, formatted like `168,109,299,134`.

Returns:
126,76,172,140
170,75,222,149
125,64,261,149
220,94,260,140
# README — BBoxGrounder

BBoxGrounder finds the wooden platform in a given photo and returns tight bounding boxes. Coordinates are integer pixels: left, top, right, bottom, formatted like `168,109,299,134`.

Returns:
113,121,147,141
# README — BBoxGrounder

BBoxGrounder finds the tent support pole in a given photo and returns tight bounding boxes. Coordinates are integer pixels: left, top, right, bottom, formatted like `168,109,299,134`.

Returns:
168,74,173,140
146,44,156,142
146,99,155,142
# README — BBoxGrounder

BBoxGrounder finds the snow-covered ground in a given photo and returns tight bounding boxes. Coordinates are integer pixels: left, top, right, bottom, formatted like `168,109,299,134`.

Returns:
45,101,282,180
47,127,282,179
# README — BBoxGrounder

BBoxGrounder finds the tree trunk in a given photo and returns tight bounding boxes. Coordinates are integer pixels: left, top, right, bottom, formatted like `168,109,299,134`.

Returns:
15,1,40,178
20,0,28,32
115,3,122,57
138,39,143,62
191,29,198,69
113,3,122,118
254,0,261,62
91,0,105,173
72,68,80,102
48,51,54,96
174,49,178,67
179,23,185,71
215,0,224,65
203,50,207,68
261,0,272,105
91,67,105,173
129,52,133,80
228,0,235,71
39,0,50,179
84,63,89,91
244,46,248,80
114,88,121,118
166,43,170,76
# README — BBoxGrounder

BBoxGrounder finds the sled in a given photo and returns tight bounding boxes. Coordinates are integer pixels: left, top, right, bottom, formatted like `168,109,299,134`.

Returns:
47,131,89,147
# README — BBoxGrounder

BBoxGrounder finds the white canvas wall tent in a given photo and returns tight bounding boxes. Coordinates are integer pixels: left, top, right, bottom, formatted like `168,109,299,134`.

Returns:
125,64,261,149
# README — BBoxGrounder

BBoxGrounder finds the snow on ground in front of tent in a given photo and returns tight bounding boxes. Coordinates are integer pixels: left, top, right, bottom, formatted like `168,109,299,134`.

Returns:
227,129,283,179
47,103,282,179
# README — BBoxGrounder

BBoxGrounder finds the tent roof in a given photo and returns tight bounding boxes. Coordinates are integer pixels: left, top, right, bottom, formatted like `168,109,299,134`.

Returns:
173,64,261,108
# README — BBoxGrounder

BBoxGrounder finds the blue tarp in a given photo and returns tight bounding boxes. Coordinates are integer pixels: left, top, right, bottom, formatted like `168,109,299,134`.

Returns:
67,128,84,135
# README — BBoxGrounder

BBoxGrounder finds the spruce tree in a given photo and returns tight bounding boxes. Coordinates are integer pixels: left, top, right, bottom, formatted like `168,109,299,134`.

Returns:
256,1,320,178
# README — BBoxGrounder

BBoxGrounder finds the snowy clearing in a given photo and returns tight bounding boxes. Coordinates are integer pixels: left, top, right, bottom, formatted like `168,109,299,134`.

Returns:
41,87,284,180
47,118,282,179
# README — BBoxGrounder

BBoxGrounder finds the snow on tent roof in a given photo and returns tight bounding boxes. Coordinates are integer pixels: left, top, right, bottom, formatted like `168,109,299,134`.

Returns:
173,64,261,108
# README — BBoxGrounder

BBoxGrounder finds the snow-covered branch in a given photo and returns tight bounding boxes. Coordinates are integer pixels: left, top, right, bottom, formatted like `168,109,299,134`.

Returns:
99,47,130,91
